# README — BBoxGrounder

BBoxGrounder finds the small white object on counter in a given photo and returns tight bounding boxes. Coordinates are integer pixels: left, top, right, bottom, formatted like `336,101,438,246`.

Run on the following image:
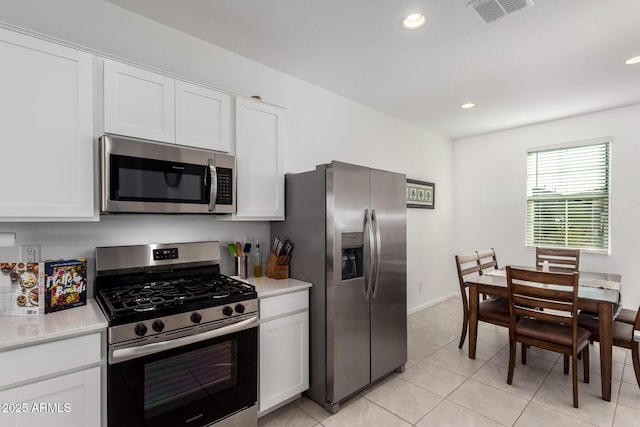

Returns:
234,276,312,298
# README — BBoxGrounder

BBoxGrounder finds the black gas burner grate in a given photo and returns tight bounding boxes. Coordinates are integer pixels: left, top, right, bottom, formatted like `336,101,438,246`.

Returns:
98,274,255,320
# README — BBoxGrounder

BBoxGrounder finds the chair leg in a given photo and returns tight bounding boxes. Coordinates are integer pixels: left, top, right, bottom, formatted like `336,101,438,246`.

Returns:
521,343,527,365
572,354,579,408
507,339,517,385
458,308,468,349
632,341,640,388
583,345,590,384
564,354,569,374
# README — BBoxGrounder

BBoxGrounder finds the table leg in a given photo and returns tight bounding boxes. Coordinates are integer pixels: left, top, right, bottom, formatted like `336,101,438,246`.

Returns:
598,302,613,401
468,283,478,359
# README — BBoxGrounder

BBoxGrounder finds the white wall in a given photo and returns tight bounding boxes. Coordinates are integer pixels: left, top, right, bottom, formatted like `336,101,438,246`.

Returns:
0,0,455,311
453,103,640,309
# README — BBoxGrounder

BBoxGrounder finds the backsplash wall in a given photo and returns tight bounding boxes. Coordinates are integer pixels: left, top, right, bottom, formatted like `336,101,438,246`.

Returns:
0,217,270,296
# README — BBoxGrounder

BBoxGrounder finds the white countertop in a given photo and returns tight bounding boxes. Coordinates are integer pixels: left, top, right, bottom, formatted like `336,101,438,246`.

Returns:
0,299,108,351
0,278,312,351
235,276,313,298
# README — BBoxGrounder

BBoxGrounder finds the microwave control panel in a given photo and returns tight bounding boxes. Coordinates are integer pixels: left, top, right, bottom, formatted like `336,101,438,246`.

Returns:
216,167,233,205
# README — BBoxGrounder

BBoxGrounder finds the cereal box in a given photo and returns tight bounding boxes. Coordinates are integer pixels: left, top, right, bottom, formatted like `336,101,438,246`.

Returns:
44,259,87,314
0,262,44,316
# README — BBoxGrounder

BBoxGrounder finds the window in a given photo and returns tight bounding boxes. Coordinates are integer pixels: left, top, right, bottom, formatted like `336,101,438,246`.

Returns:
526,139,610,252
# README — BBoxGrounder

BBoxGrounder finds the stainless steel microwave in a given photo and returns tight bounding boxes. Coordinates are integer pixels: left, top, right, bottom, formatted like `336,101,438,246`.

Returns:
100,135,236,214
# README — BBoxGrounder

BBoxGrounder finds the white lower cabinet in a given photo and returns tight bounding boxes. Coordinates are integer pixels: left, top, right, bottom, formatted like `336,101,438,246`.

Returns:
0,332,103,427
0,367,100,427
259,290,309,415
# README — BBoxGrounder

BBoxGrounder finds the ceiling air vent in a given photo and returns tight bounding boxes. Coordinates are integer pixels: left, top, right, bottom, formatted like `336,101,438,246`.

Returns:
468,0,534,23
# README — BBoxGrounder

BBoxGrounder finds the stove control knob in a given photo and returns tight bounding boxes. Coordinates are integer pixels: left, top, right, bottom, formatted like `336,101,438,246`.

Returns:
152,320,165,332
222,306,234,317
191,312,202,324
235,304,245,314
134,323,148,336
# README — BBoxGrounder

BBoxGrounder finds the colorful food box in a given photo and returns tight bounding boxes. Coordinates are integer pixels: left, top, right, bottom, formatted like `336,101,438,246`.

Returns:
0,262,44,316
44,259,87,314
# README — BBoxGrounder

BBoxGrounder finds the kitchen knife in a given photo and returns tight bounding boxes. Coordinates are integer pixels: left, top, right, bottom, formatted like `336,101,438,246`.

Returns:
284,241,294,256
272,237,281,254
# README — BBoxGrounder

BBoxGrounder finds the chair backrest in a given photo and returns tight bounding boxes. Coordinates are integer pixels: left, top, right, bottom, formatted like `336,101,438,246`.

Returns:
535,247,580,272
506,266,580,347
477,248,498,274
455,252,481,309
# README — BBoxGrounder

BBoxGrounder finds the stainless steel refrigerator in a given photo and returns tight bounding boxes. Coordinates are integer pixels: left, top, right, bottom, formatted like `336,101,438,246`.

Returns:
271,161,407,413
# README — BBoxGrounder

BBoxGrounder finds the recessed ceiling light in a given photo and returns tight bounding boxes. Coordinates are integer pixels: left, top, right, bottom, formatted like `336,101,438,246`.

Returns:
401,13,426,30
460,103,476,109
625,56,640,65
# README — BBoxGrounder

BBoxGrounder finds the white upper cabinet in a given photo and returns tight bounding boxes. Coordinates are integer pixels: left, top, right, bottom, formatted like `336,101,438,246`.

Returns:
233,97,285,220
0,28,95,220
104,59,232,152
103,59,176,143
175,80,231,152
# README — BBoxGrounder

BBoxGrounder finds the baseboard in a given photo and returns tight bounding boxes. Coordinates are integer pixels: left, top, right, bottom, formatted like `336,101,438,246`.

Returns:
407,292,458,315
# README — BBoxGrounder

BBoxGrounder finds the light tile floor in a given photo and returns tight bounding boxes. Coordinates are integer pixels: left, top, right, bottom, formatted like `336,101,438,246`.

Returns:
258,297,640,427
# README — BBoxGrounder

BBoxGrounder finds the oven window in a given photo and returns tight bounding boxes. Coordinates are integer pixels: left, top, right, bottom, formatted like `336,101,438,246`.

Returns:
108,327,257,427
144,340,237,419
111,155,207,203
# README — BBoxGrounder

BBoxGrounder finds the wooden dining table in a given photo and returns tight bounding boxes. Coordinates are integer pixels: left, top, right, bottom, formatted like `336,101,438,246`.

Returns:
466,267,621,401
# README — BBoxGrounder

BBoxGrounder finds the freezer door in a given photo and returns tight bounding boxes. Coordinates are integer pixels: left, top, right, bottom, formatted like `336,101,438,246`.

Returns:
326,162,372,403
370,168,407,381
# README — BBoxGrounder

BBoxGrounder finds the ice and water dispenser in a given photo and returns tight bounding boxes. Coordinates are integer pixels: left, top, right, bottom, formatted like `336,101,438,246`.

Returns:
341,232,364,280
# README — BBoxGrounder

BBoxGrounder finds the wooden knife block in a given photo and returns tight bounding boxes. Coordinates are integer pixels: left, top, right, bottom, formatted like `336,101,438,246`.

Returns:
266,251,290,279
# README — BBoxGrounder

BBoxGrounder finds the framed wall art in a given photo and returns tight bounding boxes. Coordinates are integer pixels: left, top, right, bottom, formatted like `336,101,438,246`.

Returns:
406,179,435,209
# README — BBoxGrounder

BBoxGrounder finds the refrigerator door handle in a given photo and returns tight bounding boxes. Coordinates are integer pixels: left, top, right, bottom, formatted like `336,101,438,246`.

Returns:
365,208,375,300
371,208,382,298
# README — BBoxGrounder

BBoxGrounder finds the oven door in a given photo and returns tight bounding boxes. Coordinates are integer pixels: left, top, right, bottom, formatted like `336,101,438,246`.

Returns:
107,322,257,427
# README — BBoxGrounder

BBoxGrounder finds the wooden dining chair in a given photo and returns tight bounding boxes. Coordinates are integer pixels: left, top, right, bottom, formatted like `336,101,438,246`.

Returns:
578,306,640,388
506,266,590,408
476,248,499,300
535,247,580,272
477,248,499,274
455,253,510,348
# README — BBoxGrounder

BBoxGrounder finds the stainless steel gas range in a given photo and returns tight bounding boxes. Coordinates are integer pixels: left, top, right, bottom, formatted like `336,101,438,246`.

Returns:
95,241,258,427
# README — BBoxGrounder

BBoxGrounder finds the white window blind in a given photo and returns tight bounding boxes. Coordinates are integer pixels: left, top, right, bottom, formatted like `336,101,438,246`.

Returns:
526,141,610,251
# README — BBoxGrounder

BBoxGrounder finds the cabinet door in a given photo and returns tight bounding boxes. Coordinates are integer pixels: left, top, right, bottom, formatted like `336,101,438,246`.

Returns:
0,28,94,219
234,98,284,220
104,59,175,143
259,311,309,413
175,81,231,152
0,367,101,427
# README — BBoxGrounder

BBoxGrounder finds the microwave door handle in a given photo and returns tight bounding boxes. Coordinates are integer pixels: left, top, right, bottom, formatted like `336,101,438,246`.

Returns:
208,159,217,212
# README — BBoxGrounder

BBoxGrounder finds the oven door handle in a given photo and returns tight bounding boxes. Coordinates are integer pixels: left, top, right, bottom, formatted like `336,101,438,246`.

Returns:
111,316,259,364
